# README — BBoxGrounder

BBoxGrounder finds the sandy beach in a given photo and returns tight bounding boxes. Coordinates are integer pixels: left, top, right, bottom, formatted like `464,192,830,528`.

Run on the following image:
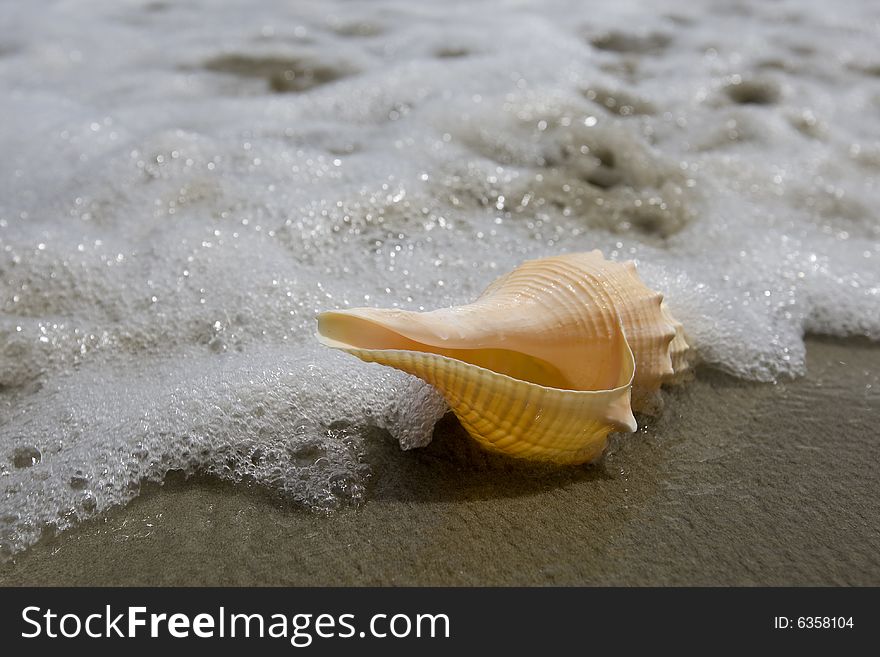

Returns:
2,336,877,586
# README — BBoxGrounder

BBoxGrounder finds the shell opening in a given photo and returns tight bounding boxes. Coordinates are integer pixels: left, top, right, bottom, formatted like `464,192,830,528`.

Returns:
317,310,634,393
318,311,568,388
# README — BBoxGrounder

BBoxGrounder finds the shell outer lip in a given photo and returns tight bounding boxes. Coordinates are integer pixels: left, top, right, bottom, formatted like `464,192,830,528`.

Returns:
315,320,638,435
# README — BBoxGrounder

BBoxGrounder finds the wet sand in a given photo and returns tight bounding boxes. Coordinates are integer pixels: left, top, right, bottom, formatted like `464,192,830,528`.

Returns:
1,336,878,586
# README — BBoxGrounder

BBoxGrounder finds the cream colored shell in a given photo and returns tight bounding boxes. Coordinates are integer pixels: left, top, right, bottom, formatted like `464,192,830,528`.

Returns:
316,251,689,464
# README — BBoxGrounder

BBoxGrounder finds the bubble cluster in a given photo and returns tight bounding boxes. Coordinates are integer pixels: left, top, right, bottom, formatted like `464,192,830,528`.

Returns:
1,0,879,556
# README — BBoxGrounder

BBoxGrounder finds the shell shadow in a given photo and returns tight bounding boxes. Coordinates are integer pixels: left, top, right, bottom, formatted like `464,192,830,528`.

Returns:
364,414,613,504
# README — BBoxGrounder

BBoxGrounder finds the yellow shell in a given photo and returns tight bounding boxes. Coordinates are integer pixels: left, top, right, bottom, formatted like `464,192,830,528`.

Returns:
316,251,689,464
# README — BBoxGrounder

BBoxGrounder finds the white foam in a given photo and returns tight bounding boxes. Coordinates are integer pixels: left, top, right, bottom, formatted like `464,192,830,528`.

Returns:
1,0,878,556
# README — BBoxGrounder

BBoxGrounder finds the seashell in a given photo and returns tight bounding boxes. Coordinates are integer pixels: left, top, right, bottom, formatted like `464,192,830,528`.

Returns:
316,251,689,464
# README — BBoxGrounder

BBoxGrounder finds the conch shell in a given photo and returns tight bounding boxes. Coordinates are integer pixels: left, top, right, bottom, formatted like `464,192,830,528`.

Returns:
316,251,689,464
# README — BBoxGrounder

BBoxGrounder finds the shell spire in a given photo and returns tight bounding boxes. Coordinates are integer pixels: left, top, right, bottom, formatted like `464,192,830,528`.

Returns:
317,251,689,464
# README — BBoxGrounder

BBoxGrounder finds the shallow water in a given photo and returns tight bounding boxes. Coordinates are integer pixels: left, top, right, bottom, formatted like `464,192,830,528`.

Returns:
1,0,879,557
